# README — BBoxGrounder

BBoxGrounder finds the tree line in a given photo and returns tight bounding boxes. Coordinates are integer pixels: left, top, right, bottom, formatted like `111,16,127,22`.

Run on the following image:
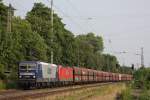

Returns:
0,1,132,80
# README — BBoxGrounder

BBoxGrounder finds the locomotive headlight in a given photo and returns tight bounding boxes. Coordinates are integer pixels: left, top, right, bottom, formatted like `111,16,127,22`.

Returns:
19,75,22,78
33,75,35,78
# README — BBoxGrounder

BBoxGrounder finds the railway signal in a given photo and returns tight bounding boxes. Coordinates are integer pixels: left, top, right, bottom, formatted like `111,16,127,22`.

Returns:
131,64,134,70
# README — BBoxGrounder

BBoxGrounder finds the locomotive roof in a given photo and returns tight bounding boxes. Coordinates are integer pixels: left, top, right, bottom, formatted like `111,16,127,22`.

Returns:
19,61,57,66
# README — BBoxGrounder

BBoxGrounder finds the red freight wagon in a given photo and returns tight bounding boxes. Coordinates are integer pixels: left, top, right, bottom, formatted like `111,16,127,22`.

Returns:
58,65,73,82
130,75,133,80
117,74,119,81
96,71,100,82
121,74,124,81
126,75,128,81
116,74,119,81
127,75,130,80
109,73,113,81
97,71,103,82
93,70,98,82
114,73,118,81
73,67,82,82
102,72,105,81
88,69,94,82
112,73,115,81
106,72,110,81
81,68,89,82
94,70,98,82
121,74,126,81
129,75,132,81
103,72,108,81
113,73,116,81
125,74,127,81
115,73,118,81
125,74,128,81
115,74,117,81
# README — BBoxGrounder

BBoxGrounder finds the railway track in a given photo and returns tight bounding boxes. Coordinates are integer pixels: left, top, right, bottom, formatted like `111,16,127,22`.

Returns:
0,82,114,100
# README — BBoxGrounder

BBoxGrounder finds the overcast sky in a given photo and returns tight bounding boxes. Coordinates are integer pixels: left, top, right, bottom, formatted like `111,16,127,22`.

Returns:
3,0,150,68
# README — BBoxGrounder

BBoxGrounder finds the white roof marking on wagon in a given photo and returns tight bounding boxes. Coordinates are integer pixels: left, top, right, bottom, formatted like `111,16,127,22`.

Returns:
39,62,49,65
39,62,57,67
50,64,57,66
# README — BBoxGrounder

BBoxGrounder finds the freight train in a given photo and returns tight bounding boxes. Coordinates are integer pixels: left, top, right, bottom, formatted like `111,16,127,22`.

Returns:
18,61,133,89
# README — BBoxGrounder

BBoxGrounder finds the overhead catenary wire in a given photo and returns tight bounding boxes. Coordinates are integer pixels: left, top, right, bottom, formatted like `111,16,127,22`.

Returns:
54,5,87,33
46,0,87,33
64,0,96,33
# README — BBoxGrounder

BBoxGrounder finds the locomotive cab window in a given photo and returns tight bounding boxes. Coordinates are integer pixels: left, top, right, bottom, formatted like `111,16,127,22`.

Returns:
19,65,36,70
19,66,26,70
28,66,36,70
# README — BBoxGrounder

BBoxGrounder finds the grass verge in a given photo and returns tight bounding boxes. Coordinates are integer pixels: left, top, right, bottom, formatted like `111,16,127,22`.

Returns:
33,83,127,100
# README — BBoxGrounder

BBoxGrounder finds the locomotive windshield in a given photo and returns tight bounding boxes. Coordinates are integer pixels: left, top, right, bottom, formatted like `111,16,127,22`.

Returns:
19,66,26,70
19,65,36,70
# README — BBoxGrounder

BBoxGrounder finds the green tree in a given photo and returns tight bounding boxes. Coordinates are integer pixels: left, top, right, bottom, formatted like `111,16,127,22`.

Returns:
86,33,103,53
0,0,7,32
12,17,48,61
101,54,119,72
0,2,12,76
74,33,104,69
26,3,76,65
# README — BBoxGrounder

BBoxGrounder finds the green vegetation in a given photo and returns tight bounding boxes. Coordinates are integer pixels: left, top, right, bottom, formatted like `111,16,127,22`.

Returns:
0,0,132,89
120,68,150,100
0,80,17,89
134,68,150,100
134,68,150,89
139,90,150,100
0,81,6,89
120,86,133,100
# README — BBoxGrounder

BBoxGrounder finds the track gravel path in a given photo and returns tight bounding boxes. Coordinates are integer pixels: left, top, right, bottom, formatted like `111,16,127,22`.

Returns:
0,82,113,100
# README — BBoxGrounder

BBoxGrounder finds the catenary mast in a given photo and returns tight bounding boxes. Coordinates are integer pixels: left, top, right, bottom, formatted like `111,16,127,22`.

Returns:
50,0,54,64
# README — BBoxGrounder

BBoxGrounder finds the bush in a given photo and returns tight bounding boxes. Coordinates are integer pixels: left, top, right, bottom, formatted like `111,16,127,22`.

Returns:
134,68,150,89
6,80,18,89
139,90,150,100
0,80,18,89
120,87,132,100
0,80,6,89
0,64,6,80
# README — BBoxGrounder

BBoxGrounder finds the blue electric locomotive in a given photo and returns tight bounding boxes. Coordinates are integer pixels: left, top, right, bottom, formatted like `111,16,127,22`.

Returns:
18,61,58,88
